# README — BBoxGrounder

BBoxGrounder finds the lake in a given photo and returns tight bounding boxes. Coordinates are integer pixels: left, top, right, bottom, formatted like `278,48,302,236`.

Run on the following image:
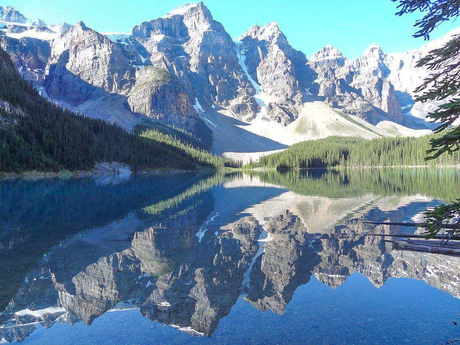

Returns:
0,169,459,344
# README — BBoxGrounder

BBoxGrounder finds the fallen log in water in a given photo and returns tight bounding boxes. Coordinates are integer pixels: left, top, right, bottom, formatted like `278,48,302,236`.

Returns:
362,221,460,230
366,233,460,241
392,240,460,256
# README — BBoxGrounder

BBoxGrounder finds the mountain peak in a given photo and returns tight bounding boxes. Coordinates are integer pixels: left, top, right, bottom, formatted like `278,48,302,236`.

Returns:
261,21,281,34
1,6,28,24
310,44,344,61
240,21,284,43
265,21,279,29
31,18,47,27
75,21,89,31
164,2,211,18
52,22,72,34
364,43,384,56
238,24,260,40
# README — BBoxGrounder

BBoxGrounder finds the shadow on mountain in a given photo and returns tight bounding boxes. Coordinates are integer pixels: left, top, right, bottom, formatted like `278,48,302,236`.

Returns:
205,107,288,153
44,51,141,130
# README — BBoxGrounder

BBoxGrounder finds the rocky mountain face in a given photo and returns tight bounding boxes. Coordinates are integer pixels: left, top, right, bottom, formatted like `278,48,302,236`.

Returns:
127,67,198,129
308,29,460,125
308,44,402,125
0,8,69,90
0,3,454,146
47,21,136,97
131,3,258,120
381,30,460,120
0,35,50,88
0,6,68,42
238,22,313,124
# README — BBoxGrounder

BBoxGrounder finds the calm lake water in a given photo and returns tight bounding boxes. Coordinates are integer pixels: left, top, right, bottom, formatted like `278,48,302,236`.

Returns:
1,169,459,344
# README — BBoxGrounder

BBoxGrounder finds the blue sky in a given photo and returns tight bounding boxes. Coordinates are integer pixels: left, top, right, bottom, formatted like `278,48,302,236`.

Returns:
6,0,459,59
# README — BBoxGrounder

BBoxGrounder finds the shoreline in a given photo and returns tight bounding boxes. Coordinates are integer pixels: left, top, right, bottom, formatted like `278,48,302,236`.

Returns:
1,164,459,181
244,164,460,171
0,168,215,181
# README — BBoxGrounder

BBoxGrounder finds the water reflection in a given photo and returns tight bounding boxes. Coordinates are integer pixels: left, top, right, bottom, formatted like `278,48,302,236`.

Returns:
0,169,459,343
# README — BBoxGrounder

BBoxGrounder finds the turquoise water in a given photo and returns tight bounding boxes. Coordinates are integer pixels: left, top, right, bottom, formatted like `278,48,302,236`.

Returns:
0,170,459,344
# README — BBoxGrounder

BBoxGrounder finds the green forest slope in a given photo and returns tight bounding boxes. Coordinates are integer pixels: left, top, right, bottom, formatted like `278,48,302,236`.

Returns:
0,48,221,173
247,136,460,170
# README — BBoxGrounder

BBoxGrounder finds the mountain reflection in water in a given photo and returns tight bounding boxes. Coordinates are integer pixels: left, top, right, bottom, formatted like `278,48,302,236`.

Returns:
0,169,459,344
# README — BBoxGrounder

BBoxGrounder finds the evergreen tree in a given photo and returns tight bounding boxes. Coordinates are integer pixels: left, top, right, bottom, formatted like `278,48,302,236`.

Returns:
393,0,460,237
0,48,218,173
247,135,460,170
394,0,460,158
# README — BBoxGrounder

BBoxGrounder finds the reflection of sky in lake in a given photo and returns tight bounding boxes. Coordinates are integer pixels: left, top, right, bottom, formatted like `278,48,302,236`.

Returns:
23,275,460,345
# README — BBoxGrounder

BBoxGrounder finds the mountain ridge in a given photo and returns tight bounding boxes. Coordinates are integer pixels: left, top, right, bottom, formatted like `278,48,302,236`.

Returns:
0,2,455,161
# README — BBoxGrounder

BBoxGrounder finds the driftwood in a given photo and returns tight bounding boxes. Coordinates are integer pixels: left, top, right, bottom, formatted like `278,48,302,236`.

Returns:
362,221,460,230
362,221,460,256
366,233,460,241
392,240,460,256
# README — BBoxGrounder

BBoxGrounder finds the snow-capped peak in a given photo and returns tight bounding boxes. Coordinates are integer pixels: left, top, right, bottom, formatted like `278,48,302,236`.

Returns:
419,26,460,53
364,43,384,56
1,6,28,24
164,2,209,18
265,21,280,29
165,3,197,17
30,18,46,27
50,22,72,35
260,21,281,37
0,7,65,41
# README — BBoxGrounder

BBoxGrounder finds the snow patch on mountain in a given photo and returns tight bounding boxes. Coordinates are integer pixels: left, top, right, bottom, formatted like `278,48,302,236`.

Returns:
0,6,28,24
235,42,267,109
164,3,198,18
193,98,205,113
15,307,66,317
242,229,270,288
3,28,58,40
0,7,71,40
104,32,132,43
196,211,219,242
235,43,260,93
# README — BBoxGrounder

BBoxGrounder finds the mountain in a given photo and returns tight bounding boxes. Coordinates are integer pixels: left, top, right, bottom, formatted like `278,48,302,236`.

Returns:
0,3,456,161
238,22,313,125
309,43,402,125
0,47,220,173
132,3,257,119
0,6,28,24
